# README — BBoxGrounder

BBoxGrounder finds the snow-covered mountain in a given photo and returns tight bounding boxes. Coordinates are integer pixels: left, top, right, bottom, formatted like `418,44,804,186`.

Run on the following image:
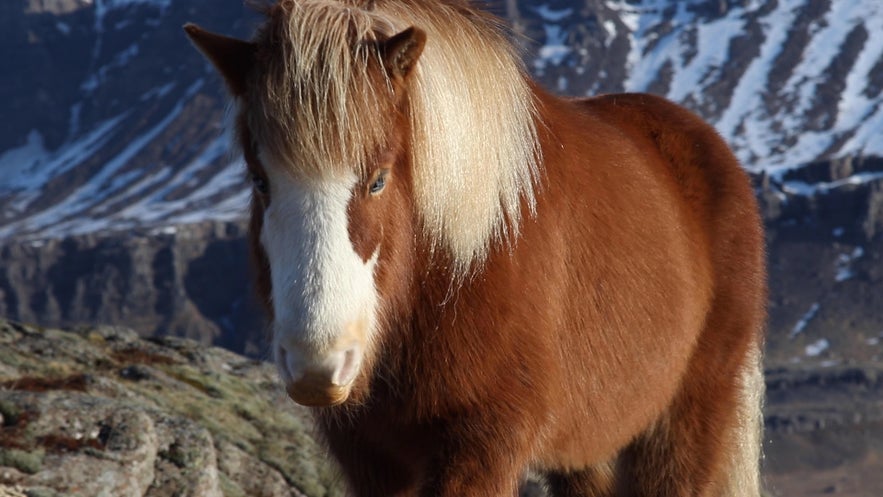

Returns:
1,1,882,387
0,0,255,240
522,0,883,171
1,0,882,240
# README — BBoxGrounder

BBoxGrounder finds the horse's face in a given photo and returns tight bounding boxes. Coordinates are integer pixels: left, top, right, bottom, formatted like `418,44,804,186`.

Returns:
251,136,415,407
185,23,426,406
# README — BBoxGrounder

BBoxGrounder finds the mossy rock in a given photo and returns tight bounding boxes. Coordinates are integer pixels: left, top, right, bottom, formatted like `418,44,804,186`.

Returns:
0,318,344,497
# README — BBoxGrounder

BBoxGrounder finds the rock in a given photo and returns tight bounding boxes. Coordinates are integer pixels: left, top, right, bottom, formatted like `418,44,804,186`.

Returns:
0,319,342,497
862,181,883,240
0,485,28,497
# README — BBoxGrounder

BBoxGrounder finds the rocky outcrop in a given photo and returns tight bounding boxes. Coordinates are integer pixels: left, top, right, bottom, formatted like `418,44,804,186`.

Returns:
757,155,883,241
0,221,266,356
0,319,341,497
754,158,883,367
762,363,883,497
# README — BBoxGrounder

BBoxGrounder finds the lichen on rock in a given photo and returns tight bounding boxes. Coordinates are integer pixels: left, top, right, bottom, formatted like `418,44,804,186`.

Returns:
0,319,342,497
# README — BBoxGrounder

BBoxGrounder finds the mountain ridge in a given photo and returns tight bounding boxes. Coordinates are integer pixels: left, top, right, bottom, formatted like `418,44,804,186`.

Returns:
2,0,883,240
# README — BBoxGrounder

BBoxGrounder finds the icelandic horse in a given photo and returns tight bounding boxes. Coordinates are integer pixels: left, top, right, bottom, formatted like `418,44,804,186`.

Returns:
185,0,766,495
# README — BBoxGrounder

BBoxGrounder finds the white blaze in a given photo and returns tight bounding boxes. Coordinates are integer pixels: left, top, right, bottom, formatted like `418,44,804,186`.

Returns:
259,158,379,382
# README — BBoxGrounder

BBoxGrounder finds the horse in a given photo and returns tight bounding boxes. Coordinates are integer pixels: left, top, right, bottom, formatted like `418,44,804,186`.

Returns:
184,0,766,495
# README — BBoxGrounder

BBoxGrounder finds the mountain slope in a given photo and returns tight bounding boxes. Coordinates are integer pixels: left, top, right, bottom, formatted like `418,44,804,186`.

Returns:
0,0,254,240
1,0,882,240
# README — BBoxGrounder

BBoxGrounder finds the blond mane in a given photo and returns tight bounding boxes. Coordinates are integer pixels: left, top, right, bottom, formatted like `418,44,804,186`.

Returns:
247,0,541,272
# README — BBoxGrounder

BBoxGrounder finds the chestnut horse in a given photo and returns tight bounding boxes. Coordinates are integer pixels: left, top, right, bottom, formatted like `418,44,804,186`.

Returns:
185,0,766,495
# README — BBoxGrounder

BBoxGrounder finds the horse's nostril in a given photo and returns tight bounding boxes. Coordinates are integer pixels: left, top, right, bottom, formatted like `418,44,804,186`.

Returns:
275,344,305,384
332,347,362,386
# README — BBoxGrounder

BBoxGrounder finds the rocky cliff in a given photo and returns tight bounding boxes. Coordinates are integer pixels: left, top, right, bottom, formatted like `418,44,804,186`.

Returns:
758,157,883,367
0,221,266,356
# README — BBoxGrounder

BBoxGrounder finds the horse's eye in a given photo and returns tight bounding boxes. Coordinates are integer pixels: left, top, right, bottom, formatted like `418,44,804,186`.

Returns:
369,171,388,195
252,174,269,195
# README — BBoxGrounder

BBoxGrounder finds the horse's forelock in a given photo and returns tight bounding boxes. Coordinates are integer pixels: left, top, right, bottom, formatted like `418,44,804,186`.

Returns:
245,0,541,275
246,0,398,178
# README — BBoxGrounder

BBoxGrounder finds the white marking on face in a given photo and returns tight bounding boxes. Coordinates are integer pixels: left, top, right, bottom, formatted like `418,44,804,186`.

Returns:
258,154,380,383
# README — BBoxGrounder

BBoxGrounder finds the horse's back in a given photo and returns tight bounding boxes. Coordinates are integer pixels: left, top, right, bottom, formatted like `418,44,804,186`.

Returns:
575,92,766,350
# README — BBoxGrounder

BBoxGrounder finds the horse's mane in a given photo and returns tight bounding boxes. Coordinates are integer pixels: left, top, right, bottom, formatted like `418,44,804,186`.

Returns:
246,0,541,271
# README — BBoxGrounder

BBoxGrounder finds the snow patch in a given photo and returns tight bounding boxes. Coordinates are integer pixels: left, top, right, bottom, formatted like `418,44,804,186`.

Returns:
81,43,141,92
0,113,126,197
667,14,745,104
533,4,573,22
790,302,820,338
603,20,618,46
835,246,864,282
715,0,800,166
535,24,571,70
141,82,176,102
612,0,883,171
0,80,205,239
781,171,883,196
805,338,830,357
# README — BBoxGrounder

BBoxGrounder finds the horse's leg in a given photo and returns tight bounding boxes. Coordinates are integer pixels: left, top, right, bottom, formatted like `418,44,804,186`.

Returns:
615,319,763,497
421,444,523,497
716,344,764,497
420,414,538,497
545,462,616,497
322,426,421,497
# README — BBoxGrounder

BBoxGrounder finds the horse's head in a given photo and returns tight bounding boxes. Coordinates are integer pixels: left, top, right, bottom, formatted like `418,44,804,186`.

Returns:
185,4,426,407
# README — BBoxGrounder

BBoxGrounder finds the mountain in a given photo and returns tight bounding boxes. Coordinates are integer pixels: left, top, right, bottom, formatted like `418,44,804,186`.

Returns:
1,0,882,240
1,0,882,367
0,0,881,350
517,0,883,170
0,0,256,240
0,220,269,354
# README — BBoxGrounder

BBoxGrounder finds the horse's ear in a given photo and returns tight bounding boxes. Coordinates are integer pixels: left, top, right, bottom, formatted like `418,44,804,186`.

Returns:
380,27,426,82
184,23,255,96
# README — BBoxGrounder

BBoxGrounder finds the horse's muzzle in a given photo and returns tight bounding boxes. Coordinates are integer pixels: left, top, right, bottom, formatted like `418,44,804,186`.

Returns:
276,338,363,407
285,372,351,406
